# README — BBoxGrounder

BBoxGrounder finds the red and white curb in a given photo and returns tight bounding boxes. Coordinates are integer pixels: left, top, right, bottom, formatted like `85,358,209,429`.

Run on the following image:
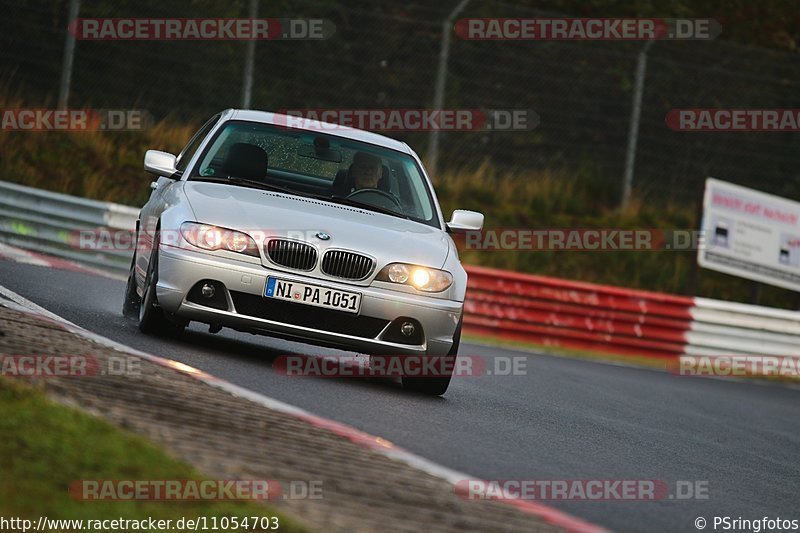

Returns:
0,283,606,533
0,242,125,281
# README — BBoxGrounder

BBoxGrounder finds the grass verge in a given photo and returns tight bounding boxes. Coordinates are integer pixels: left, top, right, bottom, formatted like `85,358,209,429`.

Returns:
0,378,307,532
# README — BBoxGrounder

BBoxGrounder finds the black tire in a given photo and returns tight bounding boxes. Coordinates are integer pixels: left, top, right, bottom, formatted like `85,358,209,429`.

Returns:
137,235,178,335
122,249,141,319
402,317,462,396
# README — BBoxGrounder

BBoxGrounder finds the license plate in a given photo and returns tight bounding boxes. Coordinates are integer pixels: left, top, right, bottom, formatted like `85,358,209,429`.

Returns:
265,277,361,314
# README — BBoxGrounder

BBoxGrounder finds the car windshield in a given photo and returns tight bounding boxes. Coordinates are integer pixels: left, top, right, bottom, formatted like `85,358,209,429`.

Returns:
189,120,439,228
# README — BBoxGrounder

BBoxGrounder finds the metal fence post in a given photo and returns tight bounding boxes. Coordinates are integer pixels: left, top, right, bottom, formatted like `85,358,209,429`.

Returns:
57,0,81,108
621,40,654,209
241,0,259,109
426,0,470,177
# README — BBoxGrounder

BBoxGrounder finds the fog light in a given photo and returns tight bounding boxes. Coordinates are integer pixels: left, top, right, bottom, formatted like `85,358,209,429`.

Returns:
401,321,415,337
200,283,216,298
387,263,409,283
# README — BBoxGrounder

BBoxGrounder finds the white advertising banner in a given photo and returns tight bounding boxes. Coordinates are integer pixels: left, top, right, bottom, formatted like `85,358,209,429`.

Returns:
699,178,800,291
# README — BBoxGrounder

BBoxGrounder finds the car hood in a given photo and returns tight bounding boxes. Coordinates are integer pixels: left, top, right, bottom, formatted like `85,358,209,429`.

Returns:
181,181,449,268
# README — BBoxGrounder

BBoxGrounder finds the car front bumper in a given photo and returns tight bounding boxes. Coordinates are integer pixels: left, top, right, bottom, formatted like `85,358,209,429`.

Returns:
155,246,462,356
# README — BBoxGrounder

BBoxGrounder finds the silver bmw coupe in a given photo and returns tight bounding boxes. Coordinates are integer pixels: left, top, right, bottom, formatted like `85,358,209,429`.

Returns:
123,109,484,394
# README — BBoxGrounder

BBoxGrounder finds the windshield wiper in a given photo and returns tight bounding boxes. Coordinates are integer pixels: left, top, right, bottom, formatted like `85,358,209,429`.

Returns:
324,195,412,220
192,175,299,195
226,176,300,195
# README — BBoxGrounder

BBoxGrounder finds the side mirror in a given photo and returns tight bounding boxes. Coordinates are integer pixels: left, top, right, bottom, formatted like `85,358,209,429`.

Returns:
446,209,484,233
144,150,178,177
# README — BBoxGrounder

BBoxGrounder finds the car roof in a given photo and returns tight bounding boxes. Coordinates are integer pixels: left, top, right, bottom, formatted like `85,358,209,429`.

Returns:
226,109,413,155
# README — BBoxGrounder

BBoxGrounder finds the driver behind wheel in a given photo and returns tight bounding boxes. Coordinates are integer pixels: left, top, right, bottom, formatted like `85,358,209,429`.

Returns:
351,151,382,190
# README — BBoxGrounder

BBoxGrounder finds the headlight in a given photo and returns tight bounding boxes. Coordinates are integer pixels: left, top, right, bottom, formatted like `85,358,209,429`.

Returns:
376,263,453,292
180,222,259,257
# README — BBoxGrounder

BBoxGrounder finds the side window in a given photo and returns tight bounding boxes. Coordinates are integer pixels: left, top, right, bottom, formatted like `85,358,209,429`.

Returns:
175,114,220,172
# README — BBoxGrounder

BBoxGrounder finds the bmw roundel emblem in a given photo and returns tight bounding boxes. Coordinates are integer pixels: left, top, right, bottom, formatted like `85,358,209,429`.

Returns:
316,232,330,241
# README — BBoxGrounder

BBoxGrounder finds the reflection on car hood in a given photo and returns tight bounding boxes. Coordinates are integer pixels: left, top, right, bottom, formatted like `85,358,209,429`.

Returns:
181,181,449,268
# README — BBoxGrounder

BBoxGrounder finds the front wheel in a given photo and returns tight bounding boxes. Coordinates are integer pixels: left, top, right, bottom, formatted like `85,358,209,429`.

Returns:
137,237,182,335
402,317,462,396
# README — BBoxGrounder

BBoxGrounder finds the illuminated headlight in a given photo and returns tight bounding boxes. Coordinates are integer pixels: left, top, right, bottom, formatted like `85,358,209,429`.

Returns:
376,263,453,292
180,222,259,257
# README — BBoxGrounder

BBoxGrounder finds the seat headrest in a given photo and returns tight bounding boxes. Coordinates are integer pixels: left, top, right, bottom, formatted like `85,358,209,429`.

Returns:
377,165,391,192
332,168,351,196
223,143,268,181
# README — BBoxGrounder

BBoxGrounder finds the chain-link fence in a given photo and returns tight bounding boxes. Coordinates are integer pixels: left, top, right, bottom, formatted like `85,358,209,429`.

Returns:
3,0,800,208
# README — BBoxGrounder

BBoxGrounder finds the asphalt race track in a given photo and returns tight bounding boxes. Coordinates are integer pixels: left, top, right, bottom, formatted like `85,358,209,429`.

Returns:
2,259,798,533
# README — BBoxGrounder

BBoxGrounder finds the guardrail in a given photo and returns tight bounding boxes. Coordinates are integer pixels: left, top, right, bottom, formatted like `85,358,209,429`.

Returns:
3,180,799,360
0,180,137,273
463,264,800,359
